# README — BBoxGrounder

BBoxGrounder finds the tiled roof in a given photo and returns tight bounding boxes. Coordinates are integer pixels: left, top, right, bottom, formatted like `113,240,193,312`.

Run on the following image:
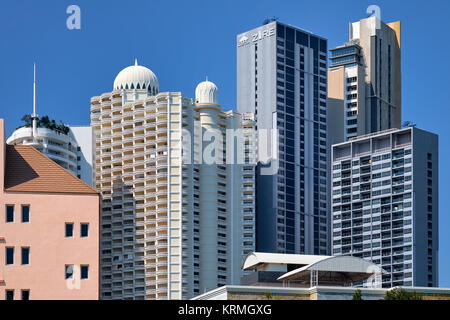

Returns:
4,145,98,194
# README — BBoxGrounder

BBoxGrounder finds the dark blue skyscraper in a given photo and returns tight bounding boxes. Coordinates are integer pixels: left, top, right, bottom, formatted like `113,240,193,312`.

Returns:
237,21,329,255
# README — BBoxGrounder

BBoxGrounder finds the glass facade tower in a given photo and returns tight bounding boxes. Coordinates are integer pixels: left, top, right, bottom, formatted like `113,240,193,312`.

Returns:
237,21,329,255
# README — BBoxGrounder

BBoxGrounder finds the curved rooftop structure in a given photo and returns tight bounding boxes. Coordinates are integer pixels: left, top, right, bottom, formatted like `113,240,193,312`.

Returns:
113,59,159,95
277,255,386,284
242,252,386,288
195,78,218,105
242,252,329,271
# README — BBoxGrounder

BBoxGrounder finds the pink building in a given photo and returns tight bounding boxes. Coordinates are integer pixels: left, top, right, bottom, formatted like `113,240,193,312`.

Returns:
0,119,100,300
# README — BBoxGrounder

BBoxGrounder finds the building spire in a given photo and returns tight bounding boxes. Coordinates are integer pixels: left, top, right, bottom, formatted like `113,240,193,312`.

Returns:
206,76,208,82
135,58,138,66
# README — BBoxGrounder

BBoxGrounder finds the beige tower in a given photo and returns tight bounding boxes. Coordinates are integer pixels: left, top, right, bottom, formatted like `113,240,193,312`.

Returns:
328,16,401,144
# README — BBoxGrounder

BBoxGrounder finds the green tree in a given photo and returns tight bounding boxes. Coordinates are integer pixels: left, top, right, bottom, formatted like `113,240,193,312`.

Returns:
17,114,69,135
21,114,32,127
352,289,363,300
264,292,273,300
38,115,50,128
384,288,423,300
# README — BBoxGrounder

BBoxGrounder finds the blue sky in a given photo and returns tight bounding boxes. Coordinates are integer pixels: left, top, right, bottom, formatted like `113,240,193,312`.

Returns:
0,0,448,286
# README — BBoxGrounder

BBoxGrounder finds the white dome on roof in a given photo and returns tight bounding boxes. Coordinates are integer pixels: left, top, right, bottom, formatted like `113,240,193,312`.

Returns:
113,59,159,95
195,78,218,105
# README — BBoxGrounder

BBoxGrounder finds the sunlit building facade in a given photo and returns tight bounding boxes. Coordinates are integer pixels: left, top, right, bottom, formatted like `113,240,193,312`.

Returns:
91,61,255,299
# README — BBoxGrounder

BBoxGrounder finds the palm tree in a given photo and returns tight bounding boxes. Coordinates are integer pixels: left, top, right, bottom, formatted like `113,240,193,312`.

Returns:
38,115,50,128
20,114,32,127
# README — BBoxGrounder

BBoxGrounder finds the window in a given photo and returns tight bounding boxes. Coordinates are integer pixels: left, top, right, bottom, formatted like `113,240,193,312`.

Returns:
65,265,74,279
21,248,30,265
81,265,89,279
22,205,30,223
6,205,14,223
5,290,14,300
6,248,14,265
21,290,30,301
81,224,89,238
65,223,74,237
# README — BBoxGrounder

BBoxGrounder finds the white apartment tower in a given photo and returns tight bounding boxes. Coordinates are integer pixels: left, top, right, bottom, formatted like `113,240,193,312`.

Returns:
91,61,255,300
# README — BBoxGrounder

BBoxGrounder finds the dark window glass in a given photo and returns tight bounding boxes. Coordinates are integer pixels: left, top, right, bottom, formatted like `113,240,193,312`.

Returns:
22,205,30,223
285,27,294,42
65,223,74,237
320,39,327,53
286,58,294,67
65,265,74,279
296,31,309,46
277,23,285,38
6,205,14,223
21,248,29,265
81,265,89,279
81,224,89,238
286,41,294,51
310,36,319,50
6,247,14,265
286,74,294,83
6,290,14,300
21,290,30,300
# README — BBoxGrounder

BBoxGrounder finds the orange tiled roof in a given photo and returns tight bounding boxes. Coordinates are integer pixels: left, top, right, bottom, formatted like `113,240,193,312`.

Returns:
4,145,98,194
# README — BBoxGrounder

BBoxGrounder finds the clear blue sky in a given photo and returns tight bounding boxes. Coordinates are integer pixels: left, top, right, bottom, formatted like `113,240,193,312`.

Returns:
0,0,448,286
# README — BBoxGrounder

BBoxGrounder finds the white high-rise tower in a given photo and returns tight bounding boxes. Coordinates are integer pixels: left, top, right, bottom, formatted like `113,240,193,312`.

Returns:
92,61,255,299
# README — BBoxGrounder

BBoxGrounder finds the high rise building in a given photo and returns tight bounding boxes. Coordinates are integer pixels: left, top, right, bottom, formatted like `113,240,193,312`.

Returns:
7,65,94,185
328,17,401,144
0,118,100,300
237,21,329,255
91,61,255,300
331,127,438,287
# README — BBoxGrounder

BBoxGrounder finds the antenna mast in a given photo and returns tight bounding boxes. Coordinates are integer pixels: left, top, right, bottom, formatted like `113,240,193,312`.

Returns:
31,63,38,141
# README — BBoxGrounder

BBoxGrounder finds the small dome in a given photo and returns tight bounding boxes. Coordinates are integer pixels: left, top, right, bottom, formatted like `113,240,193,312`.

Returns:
195,78,218,105
113,59,159,95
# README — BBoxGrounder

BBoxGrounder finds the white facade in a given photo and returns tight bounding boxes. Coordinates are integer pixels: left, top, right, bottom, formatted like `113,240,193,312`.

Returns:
70,126,94,186
92,62,255,300
6,126,93,185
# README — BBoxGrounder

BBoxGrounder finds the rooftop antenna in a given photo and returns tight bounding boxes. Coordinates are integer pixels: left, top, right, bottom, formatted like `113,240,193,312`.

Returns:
31,63,38,142
263,16,278,25
402,121,417,128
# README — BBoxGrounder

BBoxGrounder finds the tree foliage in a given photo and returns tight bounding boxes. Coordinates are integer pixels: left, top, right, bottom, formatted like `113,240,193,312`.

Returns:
383,288,423,300
352,289,363,300
17,114,70,135
264,292,273,300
